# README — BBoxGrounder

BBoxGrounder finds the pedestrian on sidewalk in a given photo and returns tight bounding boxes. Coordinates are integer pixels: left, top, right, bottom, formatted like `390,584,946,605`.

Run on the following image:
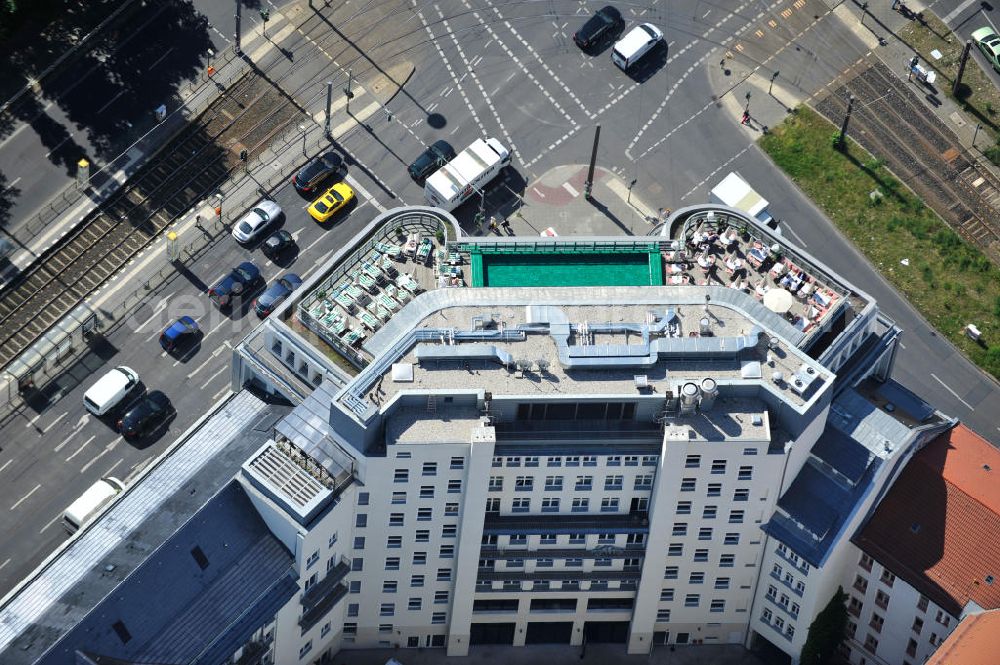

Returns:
741,110,751,125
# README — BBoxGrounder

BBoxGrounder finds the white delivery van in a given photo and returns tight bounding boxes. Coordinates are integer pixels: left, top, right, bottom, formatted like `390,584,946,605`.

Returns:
709,172,782,235
83,366,140,416
424,138,510,211
612,23,663,71
63,477,125,534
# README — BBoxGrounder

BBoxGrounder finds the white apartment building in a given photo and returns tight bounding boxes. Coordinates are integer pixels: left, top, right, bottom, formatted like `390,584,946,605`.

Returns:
0,205,956,665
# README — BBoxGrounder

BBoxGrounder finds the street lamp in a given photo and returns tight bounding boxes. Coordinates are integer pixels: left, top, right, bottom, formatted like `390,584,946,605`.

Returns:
769,71,779,96
744,91,752,113
298,124,307,157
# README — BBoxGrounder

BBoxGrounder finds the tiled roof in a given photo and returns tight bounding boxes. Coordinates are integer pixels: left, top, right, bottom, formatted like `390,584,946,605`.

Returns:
854,424,1000,616
927,609,1000,665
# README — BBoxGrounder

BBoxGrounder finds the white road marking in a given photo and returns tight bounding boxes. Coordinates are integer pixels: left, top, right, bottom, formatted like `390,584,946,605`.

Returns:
24,413,43,429
781,223,808,248
186,354,217,379
11,484,42,511
562,182,580,197
39,513,63,534
0,558,9,572
213,387,230,401
7,176,21,188
899,342,906,350
104,458,124,477
345,173,386,213
96,89,127,114
302,232,329,254
41,411,68,434
942,0,980,23
133,295,171,333
930,373,974,410
0,459,12,475
199,365,229,389
65,434,97,461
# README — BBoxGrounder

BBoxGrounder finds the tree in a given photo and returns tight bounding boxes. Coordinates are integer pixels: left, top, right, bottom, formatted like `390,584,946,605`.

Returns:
800,586,849,665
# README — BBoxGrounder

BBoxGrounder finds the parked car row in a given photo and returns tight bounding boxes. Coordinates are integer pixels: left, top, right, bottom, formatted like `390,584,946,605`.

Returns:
573,5,662,72
82,366,174,439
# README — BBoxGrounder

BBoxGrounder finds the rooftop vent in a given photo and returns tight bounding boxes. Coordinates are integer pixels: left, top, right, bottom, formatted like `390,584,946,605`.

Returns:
751,413,763,426
985,464,993,472
191,545,210,571
112,620,132,645
987,575,995,585
634,375,649,389
771,371,784,385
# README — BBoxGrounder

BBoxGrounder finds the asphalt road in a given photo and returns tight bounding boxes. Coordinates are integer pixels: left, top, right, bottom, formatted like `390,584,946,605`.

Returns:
2,0,1000,597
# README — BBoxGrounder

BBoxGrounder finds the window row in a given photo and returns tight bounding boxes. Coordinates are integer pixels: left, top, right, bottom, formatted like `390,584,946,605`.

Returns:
483,533,645,547
356,508,459,528
489,474,655,491
492,454,658,468
682,457,754,480
674,504,746,522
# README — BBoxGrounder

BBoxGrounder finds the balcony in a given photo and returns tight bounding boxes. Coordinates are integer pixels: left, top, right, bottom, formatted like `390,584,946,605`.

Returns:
479,544,645,559
298,582,348,631
475,568,642,582
301,559,350,611
483,512,649,535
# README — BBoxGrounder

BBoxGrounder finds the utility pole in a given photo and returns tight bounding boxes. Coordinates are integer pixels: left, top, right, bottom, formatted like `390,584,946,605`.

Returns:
860,1,868,25
325,81,333,138
837,95,856,150
344,69,354,113
974,122,982,148
234,0,242,55
769,71,779,96
299,124,308,157
954,40,972,97
744,90,752,113
260,8,270,37
584,124,601,200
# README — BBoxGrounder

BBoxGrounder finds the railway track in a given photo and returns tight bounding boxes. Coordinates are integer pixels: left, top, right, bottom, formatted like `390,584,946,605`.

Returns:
814,60,1000,262
0,72,302,369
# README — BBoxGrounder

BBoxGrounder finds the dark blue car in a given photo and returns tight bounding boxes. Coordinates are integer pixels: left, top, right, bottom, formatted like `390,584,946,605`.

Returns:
208,261,263,309
253,273,303,318
159,316,199,353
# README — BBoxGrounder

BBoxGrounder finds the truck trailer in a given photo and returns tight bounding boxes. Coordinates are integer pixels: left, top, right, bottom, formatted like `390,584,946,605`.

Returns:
424,138,510,211
710,172,781,235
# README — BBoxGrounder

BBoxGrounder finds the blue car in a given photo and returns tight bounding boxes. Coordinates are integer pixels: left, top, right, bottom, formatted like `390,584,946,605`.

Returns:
208,261,263,309
253,273,303,318
158,316,199,353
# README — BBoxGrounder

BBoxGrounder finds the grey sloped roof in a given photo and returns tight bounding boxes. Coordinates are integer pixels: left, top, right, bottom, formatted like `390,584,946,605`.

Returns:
38,481,296,665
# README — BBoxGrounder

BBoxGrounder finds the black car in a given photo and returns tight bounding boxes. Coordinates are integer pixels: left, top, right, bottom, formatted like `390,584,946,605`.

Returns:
408,140,456,182
207,261,263,309
261,229,295,260
573,5,624,51
293,152,344,193
117,391,173,439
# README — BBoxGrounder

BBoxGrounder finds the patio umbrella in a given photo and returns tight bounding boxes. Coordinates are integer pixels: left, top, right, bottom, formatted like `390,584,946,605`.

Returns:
763,287,795,314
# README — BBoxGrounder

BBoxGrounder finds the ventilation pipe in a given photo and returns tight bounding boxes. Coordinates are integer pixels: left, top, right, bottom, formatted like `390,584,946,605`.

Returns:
699,378,718,411
679,382,700,415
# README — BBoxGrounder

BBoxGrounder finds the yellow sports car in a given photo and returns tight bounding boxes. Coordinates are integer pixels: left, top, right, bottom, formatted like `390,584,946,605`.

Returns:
307,181,355,222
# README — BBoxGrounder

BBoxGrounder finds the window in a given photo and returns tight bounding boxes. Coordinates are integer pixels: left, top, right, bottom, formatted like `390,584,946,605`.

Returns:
447,480,461,493
672,523,688,536
624,455,639,466
720,554,735,567
512,498,530,512
685,594,700,607
743,447,758,455
416,529,430,542
791,602,800,617
906,638,918,657
685,454,701,468
676,501,692,515
537,557,555,567
733,489,750,502
566,456,580,467
600,497,619,512
437,568,452,581
566,558,583,567
306,550,320,568
356,514,367,528
435,591,448,604
714,577,730,589
657,609,671,621
380,603,395,616
583,455,597,466
870,613,884,633
492,456,502,468
854,575,869,594
445,502,459,516
707,483,722,497
509,534,527,545
542,497,560,512
848,596,863,617
728,509,744,524
689,572,705,584
875,590,890,610
711,460,726,474
392,491,407,504
411,575,424,587
394,469,409,483
450,456,464,469
385,557,400,571
935,610,952,627
664,566,679,579
506,457,521,467
860,552,874,572
383,581,398,593
668,544,683,556
299,640,313,659
598,533,615,544
575,475,593,490
540,534,557,544
422,462,436,476
379,623,393,634
779,593,789,608
420,486,434,499
774,617,784,631
738,465,753,480
569,533,586,544
634,474,653,490
660,588,675,601
344,622,358,635
795,581,806,594
347,603,359,617
724,532,739,545
545,476,563,491
432,612,446,624
413,552,427,565
351,557,364,571
863,634,878,654
607,456,621,466
409,597,422,611
694,549,709,562
349,581,361,593
710,599,725,613
767,585,778,599
912,616,923,634
703,505,717,519
680,478,696,492
698,527,713,540
772,563,782,577
605,475,624,490
547,456,563,467
785,572,794,585
515,476,533,491
572,498,589,512
489,476,503,491
642,455,657,466
880,569,896,587
358,492,370,505
786,625,795,639
389,513,404,527
396,451,412,459
917,595,929,612
328,532,338,548
761,608,773,623
525,456,539,467
417,507,432,521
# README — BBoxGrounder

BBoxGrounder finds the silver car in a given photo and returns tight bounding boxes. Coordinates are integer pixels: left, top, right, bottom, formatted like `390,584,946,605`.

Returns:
232,200,282,244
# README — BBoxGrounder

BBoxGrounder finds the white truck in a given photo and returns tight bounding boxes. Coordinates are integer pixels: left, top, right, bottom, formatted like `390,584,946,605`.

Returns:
710,172,781,235
63,477,125,534
424,137,510,211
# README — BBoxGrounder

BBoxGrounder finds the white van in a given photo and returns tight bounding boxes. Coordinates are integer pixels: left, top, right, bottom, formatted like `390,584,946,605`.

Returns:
612,23,663,71
83,366,140,416
63,477,125,534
